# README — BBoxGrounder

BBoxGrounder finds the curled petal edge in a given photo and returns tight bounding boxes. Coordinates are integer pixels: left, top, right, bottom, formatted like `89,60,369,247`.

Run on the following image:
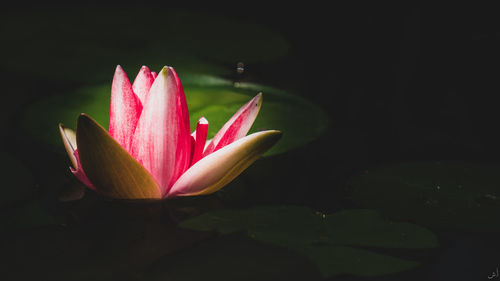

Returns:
59,124,78,169
59,124,95,190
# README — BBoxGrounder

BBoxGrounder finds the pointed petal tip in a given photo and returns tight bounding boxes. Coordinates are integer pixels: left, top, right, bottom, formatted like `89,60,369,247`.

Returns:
77,113,92,123
252,130,282,148
264,129,282,137
199,116,208,124
137,65,151,74
154,66,169,80
77,114,106,134
254,92,263,107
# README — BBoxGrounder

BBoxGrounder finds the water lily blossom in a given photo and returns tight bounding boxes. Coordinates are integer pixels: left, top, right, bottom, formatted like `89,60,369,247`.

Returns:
59,65,281,199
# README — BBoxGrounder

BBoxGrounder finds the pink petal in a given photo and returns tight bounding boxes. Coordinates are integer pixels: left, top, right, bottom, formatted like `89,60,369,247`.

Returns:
132,65,155,105
109,65,143,152
130,66,191,195
203,93,262,156
151,71,158,80
171,67,191,135
71,150,96,190
190,117,209,166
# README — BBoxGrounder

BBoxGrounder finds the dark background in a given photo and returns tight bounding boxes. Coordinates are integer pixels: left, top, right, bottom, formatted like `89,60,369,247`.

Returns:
3,3,500,162
1,2,500,281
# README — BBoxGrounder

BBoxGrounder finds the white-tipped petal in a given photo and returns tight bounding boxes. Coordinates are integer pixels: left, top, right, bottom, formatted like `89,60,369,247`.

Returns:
167,130,281,197
190,116,209,166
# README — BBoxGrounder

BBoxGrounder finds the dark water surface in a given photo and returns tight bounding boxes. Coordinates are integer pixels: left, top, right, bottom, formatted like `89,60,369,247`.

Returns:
1,3,499,281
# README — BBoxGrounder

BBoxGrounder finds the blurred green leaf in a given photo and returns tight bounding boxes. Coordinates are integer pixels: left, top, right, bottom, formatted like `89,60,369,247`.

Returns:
180,205,437,277
324,209,438,249
348,161,500,232
0,8,289,82
19,75,328,156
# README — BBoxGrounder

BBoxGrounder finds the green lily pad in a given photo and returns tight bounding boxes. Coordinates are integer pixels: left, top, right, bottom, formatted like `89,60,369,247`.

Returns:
347,161,500,232
0,8,289,82
18,75,328,156
180,205,437,277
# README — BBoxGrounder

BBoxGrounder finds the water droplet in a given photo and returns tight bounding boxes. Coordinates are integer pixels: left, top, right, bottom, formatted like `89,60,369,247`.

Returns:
315,211,327,219
236,62,245,74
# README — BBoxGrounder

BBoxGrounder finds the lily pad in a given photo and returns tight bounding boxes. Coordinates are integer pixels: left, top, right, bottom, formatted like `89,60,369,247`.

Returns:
18,75,328,156
347,161,500,232
180,205,438,277
0,8,289,82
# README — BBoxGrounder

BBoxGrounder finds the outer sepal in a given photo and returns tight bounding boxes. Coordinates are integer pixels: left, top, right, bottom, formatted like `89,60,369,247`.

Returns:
76,114,162,199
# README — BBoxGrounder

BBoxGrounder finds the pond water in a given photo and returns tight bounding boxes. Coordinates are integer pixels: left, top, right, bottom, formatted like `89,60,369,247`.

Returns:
0,3,499,281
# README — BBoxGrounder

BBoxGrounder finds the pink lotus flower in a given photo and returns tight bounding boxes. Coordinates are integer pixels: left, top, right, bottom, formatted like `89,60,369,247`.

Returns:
59,65,281,199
